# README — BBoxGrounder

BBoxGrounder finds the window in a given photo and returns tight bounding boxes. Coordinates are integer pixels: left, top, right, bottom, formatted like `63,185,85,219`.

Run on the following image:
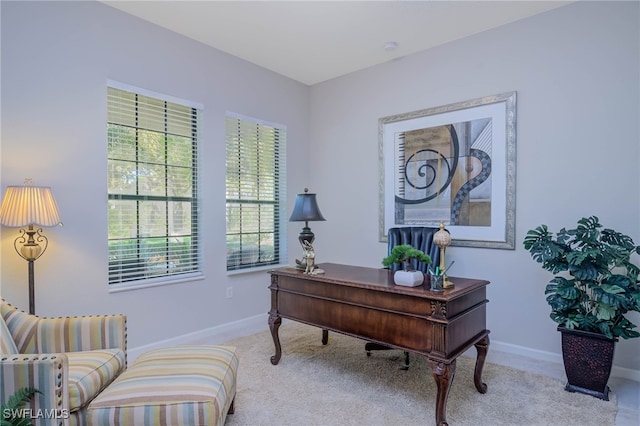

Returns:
225,114,286,271
107,84,201,286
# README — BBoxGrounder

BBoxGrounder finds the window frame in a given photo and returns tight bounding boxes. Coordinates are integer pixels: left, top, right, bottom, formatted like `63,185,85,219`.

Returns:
225,112,287,273
107,81,203,291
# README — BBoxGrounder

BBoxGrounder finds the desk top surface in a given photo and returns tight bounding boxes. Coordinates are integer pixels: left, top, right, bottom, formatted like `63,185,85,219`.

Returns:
270,262,489,300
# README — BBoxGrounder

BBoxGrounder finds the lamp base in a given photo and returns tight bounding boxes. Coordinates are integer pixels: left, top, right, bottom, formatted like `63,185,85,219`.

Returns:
298,226,315,247
296,225,318,273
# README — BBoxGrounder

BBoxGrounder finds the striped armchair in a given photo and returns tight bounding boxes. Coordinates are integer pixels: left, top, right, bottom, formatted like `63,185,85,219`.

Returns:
0,299,127,426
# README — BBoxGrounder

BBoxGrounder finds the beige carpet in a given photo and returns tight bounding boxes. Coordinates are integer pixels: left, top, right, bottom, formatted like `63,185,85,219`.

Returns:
224,322,617,426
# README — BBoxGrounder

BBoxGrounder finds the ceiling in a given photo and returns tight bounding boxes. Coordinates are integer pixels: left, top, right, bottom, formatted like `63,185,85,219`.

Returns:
101,1,574,86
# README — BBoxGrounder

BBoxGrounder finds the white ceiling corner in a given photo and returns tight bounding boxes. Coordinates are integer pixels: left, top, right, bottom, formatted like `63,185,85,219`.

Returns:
100,0,575,86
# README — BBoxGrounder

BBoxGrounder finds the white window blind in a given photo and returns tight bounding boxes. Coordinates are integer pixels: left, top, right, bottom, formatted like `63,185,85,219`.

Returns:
225,114,287,271
107,86,200,285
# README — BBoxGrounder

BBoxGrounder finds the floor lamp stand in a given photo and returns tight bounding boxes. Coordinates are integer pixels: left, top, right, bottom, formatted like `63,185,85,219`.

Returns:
14,225,48,315
27,259,36,315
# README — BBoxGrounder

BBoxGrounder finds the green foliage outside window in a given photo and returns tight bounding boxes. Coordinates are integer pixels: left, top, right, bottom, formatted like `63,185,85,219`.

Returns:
107,86,199,284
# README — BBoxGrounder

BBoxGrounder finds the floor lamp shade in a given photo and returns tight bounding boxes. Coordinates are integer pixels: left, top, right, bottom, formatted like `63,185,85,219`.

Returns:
0,185,62,227
0,181,62,314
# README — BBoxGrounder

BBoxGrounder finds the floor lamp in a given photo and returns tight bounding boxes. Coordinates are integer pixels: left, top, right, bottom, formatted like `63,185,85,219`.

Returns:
0,179,62,315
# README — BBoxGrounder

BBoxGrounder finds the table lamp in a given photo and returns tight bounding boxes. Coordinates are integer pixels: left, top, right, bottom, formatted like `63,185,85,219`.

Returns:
289,188,325,265
0,179,63,314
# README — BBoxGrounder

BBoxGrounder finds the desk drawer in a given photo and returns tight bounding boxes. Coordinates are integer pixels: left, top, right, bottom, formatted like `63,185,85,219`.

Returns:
275,276,431,317
276,289,433,353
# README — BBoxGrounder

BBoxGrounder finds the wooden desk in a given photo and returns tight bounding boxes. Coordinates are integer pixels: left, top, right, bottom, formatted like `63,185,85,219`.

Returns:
268,263,490,426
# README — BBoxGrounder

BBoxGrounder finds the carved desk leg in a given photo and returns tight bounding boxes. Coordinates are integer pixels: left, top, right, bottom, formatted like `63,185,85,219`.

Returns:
428,358,456,426
269,310,282,365
473,335,490,393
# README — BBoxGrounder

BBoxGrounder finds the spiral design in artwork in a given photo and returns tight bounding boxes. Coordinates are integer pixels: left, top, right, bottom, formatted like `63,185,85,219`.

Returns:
395,125,459,205
450,148,492,223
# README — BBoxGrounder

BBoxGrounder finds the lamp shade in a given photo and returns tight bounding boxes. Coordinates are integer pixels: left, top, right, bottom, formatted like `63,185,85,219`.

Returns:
0,184,62,227
289,188,325,222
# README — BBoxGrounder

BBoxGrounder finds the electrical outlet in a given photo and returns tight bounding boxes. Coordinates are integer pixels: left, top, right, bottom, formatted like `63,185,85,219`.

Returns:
226,287,233,298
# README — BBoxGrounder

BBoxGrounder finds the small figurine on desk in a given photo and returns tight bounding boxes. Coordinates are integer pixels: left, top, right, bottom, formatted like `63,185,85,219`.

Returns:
298,240,324,275
302,240,316,274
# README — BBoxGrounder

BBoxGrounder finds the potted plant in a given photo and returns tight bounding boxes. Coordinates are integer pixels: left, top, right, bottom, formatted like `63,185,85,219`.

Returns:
382,244,431,287
1,387,40,426
523,216,640,400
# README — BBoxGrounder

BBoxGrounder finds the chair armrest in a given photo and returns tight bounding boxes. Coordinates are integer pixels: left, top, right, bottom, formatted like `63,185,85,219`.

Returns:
37,314,127,356
0,353,70,425
2,299,126,360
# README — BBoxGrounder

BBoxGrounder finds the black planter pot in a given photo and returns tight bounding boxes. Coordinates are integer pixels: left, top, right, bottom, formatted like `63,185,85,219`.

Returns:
559,326,617,400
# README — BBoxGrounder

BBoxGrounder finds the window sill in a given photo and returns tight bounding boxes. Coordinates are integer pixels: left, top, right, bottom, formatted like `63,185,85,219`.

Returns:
227,263,288,276
108,272,205,293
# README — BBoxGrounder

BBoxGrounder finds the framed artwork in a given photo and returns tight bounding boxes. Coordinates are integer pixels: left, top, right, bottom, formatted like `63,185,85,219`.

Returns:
379,92,516,249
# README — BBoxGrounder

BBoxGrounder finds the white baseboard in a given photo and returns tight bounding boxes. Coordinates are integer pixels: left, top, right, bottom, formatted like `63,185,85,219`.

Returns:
127,314,266,363
612,364,640,383
486,339,640,383
129,318,640,383
490,340,563,364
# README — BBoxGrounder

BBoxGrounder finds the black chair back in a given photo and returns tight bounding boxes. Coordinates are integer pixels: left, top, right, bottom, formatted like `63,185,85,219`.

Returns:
387,227,441,273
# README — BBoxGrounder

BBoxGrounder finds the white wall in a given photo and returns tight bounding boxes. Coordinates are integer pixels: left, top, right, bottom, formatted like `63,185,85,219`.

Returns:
308,1,639,373
0,1,309,347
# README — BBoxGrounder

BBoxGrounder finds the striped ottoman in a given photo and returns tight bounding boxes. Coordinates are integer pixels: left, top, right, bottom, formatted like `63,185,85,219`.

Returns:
87,345,238,426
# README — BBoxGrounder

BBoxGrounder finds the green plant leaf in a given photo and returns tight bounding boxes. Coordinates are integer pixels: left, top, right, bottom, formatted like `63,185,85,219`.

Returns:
596,303,616,320
593,286,629,310
381,244,430,269
524,216,640,339
601,227,636,250
0,387,41,425
546,278,584,313
613,317,639,339
566,250,589,265
1,387,39,411
623,330,640,339
625,262,640,281
570,265,599,281
524,228,566,265
596,322,614,339
555,284,580,300
546,293,579,312
523,225,550,249
11,416,36,426
560,316,579,329
575,216,602,242
632,293,640,310
544,281,559,295
600,284,625,294
605,274,633,289
575,313,597,330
